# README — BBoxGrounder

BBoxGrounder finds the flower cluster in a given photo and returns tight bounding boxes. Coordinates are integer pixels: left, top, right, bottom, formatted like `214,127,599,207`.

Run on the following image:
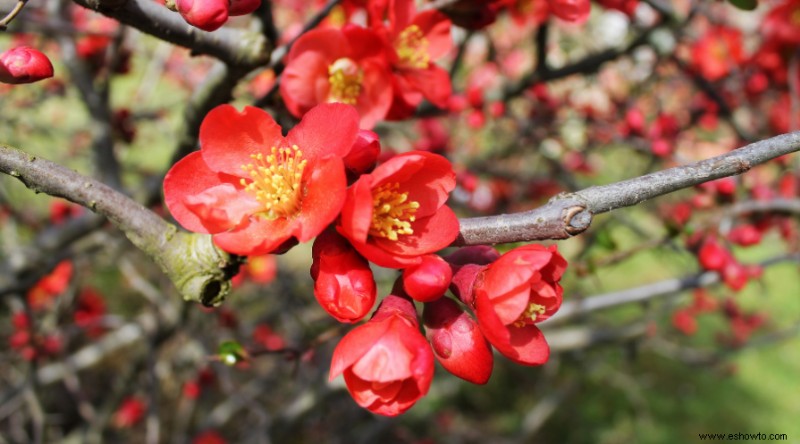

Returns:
163,102,568,415
281,0,453,128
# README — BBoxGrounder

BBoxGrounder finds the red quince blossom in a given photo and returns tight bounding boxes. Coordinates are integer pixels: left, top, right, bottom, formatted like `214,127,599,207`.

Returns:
344,129,382,178
402,254,452,302
671,308,698,336
437,0,505,29
547,0,591,23
473,244,567,366
691,27,745,81
423,297,493,384
0,47,54,85
337,151,459,268
281,26,393,129
74,288,107,337
193,431,227,444
113,396,146,428
176,0,229,32
27,260,73,311
379,0,453,118
252,324,286,351
330,294,434,416
311,228,377,323
763,0,800,46
164,103,359,256
229,0,262,15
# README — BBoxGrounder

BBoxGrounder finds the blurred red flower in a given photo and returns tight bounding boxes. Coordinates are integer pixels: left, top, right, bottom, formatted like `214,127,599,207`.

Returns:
281,26,392,129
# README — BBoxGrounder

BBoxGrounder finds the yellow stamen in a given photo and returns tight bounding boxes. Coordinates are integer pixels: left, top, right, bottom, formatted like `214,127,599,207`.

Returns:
395,25,430,69
328,58,364,105
240,145,307,219
513,303,546,327
369,183,420,241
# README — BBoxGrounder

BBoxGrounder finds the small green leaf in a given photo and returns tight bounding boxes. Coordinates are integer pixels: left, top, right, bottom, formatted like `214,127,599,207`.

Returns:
728,0,757,11
217,341,248,366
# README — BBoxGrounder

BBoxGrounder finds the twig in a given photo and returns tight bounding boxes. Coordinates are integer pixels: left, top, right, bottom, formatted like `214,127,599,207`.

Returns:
70,0,271,70
0,143,241,305
0,0,27,31
543,253,800,326
455,132,800,245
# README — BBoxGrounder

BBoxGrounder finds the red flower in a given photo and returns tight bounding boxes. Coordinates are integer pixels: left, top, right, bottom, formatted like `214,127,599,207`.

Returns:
763,0,800,46
229,0,261,15
380,0,453,117
176,0,229,31
672,309,698,336
472,244,567,366
402,254,452,302
164,103,359,256
0,46,54,85
311,228,377,323
691,27,745,81
547,0,591,23
27,260,73,311
193,430,227,444
74,288,107,337
423,297,493,384
337,151,459,268
113,396,146,428
330,294,434,416
252,324,286,351
281,26,392,129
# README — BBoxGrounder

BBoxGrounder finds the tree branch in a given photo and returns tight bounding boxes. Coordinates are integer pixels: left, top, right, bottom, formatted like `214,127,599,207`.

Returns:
0,143,241,306
455,132,800,245
70,0,271,70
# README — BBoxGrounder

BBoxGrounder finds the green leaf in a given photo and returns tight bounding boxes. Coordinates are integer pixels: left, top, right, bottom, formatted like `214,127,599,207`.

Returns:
728,0,758,11
217,341,248,366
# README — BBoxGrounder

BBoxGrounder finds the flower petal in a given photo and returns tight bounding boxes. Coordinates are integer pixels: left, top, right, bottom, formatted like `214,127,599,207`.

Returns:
164,152,238,234
293,156,347,242
212,217,293,256
286,102,360,160
200,105,284,177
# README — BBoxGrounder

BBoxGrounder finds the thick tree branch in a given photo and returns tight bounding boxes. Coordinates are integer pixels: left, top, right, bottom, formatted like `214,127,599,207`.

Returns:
0,144,241,305
455,132,800,245
70,0,271,70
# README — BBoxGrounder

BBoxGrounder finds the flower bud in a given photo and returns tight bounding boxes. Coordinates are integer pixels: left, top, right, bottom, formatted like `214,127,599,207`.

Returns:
176,0,229,31
423,298,493,384
0,47,54,85
311,228,376,323
402,254,452,302
344,129,381,177
444,246,500,305
229,0,261,15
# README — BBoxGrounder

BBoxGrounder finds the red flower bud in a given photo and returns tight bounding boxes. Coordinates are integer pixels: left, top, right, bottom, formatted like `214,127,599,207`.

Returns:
672,309,698,336
697,237,730,272
423,298,493,384
113,396,146,428
402,254,452,302
445,246,500,306
311,228,376,323
0,47,54,85
229,0,260,15
330,294,434,416
176,0,229,32
727,225,761,247
344,129,381,177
